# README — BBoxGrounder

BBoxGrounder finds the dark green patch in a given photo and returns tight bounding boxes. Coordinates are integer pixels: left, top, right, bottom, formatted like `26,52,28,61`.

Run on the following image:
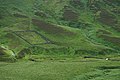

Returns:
13,13,28,18
98,66,120,70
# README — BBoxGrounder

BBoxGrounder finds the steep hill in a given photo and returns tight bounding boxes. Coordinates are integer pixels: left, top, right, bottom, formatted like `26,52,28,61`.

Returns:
0,0,120,57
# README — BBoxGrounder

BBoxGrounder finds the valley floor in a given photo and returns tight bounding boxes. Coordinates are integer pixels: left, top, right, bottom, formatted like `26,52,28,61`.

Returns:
0,57,120,80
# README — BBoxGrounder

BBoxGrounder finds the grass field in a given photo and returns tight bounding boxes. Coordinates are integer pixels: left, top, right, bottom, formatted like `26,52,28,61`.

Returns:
0,56,120,80
0,0,120,80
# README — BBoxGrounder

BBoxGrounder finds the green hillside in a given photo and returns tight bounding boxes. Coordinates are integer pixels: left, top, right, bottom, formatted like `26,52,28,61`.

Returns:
0,0,120,56
0,0,120,80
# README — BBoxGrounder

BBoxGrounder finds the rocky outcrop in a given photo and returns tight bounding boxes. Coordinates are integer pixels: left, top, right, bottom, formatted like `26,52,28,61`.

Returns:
0,46,16,62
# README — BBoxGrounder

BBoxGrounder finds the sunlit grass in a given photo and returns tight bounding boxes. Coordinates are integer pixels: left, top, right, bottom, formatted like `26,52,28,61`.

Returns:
0,56,120,80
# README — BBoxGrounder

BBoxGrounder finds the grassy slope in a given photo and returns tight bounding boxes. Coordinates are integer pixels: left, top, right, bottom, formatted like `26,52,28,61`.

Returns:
0,1,119,56
1,0,119,55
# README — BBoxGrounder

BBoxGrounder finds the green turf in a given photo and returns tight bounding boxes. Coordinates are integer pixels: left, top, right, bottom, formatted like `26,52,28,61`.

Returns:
0,58,120,80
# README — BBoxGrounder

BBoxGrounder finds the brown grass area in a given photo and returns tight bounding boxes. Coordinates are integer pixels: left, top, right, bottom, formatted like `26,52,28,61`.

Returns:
98,10,117,26
63,9,78,21
32,19,75,36
98,34,120,46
